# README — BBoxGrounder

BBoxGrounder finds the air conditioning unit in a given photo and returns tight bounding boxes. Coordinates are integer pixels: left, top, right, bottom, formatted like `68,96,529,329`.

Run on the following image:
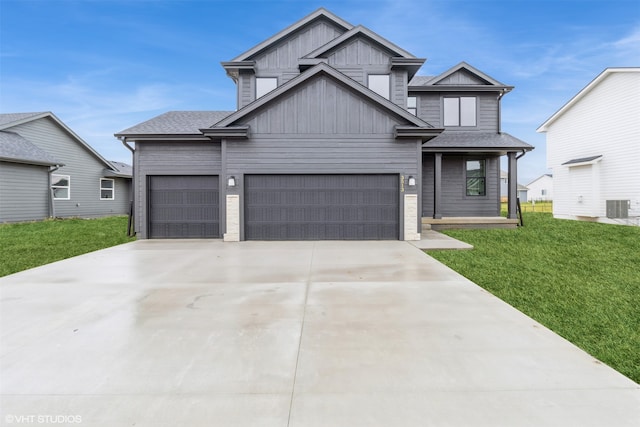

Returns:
606,200,629,219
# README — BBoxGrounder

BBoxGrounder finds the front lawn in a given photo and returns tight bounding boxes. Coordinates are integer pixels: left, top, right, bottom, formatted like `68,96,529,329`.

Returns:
0,216,135,277
428,213,640,384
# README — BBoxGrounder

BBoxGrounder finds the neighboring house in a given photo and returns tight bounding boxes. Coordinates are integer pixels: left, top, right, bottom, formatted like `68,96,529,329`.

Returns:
116,8,533,240
0,112,132,222
500,170,528,202
526,174,553,202
538,68,640,225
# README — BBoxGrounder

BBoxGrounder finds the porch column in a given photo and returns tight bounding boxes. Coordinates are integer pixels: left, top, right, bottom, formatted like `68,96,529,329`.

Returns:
507,152,518,219
433,153,442,219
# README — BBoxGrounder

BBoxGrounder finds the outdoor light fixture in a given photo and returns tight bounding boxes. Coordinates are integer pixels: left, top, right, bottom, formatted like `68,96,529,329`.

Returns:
407,176,416,187
227,176,236,187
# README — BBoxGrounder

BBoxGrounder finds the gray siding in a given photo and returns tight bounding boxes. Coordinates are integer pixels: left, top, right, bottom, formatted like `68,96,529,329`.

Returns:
8,117,130,218
0,161,50,222
253,19,345,72
135,141,222,238
241,76,407,134
422,154,500,216
415,92,498,131
434,69,488,85
326,37,392,70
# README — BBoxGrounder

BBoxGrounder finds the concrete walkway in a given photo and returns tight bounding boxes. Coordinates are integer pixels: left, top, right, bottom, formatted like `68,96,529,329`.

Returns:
1,240,638,426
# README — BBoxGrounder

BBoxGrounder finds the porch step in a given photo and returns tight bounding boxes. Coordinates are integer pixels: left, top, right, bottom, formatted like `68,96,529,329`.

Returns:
422,217,519,231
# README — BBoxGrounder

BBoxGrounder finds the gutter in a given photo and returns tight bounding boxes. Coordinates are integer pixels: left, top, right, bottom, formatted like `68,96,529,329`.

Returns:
119,137,136,237
48,165,61,218
497,88,508,133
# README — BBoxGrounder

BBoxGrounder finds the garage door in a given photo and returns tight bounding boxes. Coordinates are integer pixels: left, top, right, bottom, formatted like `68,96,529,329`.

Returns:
148,175,219,238
245,174,399,240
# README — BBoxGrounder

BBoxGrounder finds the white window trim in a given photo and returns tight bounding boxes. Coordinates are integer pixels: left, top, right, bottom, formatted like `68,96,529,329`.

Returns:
51,174,70,200
100,178,115,200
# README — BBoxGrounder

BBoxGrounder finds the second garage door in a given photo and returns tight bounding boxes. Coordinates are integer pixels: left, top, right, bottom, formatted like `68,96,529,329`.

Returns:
245,174,399,240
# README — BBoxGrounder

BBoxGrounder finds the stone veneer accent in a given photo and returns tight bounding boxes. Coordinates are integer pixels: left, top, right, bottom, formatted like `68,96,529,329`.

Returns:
223,194,240,242
404,194,420,241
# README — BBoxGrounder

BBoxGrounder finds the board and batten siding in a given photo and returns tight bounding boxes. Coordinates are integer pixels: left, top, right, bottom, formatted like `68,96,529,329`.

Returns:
422,154,501,217
8,117,130,218
240,18,347,108
414,92,498,132
546,71,640,219
253,19,346,72
0,162,50,222
241,76,410,134
135,141,222,238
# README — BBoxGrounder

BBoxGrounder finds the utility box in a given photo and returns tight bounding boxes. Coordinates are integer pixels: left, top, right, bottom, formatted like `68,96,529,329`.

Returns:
606,200,629,219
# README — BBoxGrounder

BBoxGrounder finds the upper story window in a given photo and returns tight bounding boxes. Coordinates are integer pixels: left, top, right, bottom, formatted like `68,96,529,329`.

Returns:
368,74,390,99
444,96,477,127
100,178,114,200
51,174,70,200
466,159,486,196
407,96,417,115
256,77,278,98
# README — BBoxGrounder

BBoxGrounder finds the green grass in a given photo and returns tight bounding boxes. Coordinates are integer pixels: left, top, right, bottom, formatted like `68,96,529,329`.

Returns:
0,216,135,277
428,213,640,383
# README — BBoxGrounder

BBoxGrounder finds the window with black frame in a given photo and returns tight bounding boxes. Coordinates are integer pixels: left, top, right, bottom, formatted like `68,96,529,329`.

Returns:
466,159,486,196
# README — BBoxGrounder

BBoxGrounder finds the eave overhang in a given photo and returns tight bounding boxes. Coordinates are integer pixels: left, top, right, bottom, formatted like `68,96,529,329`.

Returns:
394,126,443,142
200,126,250,140
408,85,513,93
221,61,257,80
391,58,426,80
115,134,211,143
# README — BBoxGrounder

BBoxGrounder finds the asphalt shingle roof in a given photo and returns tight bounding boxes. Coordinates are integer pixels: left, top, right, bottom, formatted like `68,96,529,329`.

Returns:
423,131,534,150
408,75,435,86
116,111,235,135
0,112,46,129
0,131,62,166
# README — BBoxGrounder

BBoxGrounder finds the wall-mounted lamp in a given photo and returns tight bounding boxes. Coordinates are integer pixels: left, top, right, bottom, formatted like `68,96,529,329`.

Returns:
227,176,237,187
407,176,416,187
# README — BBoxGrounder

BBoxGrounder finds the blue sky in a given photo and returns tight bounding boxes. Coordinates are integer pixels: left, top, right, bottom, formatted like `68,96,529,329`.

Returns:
1,0,639,183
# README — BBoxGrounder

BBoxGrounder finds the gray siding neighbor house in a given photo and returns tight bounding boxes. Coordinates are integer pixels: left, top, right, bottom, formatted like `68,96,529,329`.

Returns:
116,8,532,241
0,112,132,222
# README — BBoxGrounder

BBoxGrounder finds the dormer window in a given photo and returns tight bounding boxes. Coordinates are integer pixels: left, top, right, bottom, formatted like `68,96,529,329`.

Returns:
368,74,390,99
444,96,477,127
256,77,278,98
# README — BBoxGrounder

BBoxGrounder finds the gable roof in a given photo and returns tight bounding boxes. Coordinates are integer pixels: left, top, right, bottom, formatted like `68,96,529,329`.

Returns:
303,24,418,60
230,8,353,62
537,67,640,132
0,131,62,166
409,62,513,92
116,111,234,137
0,111,119,172
209,62,437,133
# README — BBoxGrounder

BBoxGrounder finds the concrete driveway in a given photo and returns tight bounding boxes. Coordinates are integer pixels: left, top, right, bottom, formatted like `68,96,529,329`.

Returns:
1,240,638,426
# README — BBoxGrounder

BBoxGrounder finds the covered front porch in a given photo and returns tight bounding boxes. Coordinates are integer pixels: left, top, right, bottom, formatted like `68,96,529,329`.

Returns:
421,131,533,230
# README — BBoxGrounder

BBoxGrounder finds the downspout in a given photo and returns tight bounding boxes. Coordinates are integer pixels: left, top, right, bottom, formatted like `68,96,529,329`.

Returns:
497,89,507,134
120,137,136,237
48,165,61,218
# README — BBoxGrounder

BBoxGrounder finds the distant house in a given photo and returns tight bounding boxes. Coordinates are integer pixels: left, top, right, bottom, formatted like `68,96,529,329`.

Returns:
500,170,528,202
116,8,533,240
537,68,640,225
0,112,132,222
526,174,553,202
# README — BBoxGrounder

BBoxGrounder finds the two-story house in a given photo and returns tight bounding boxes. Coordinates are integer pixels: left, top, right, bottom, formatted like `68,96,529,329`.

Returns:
116,8,532,240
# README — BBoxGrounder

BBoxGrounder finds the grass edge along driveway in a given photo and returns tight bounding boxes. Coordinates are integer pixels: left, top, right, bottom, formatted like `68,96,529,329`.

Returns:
0,216,134,278
428,213,639,384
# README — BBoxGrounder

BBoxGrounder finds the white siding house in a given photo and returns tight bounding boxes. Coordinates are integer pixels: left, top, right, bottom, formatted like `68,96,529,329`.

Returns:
537,68,640,225
526,174,553,202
